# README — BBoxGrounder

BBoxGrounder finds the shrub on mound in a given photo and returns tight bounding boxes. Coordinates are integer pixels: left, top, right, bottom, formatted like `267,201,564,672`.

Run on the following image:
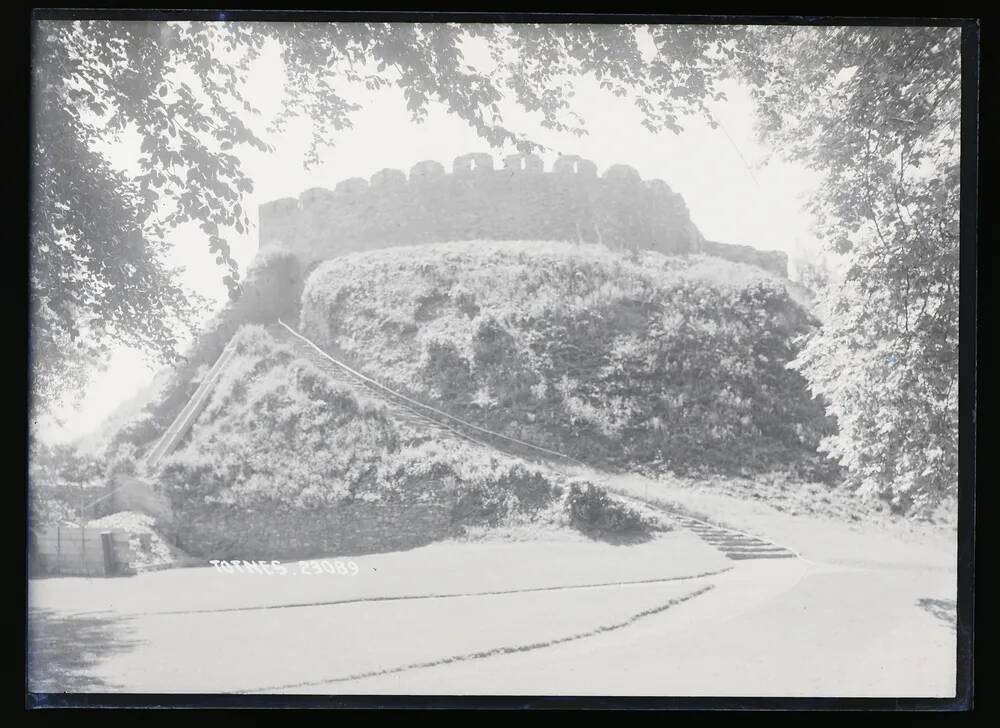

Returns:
301,240,837,479
566,483,657,537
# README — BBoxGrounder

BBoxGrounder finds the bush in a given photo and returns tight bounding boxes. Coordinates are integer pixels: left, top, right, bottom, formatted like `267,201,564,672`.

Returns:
29,489,79,527
105,442,139,480
28,439,107,526
565,483,656,536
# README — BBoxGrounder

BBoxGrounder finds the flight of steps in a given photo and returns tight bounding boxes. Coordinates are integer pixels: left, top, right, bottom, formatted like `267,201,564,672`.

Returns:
669,513,797,561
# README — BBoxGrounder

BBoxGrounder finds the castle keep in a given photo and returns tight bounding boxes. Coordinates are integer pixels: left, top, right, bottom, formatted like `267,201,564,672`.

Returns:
258,152,789,277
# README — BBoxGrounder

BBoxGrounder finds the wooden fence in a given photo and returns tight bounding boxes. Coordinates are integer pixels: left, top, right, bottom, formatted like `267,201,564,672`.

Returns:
30,524,136,577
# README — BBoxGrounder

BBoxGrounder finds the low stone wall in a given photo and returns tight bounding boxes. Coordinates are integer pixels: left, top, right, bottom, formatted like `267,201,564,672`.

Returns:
168,501,460,560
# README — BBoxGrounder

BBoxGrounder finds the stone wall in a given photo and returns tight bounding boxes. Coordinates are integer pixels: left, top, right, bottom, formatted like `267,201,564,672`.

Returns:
168,501,460,560
259,153,707,268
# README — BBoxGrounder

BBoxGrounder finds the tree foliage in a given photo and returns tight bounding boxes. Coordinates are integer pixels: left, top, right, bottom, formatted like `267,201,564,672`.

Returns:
33,20,962,512
27,436,106,525
743,27,961,512
31,21,258,413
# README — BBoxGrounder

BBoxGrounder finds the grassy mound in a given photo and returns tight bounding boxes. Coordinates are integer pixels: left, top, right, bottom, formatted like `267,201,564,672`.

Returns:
100,246,305,458
157,326,660,559
300,241,836,479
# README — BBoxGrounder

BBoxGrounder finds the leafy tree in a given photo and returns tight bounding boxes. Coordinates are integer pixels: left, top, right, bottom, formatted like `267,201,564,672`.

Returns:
27,435,106,525
31,21,251,416
29,437,105,488
744,27,961,513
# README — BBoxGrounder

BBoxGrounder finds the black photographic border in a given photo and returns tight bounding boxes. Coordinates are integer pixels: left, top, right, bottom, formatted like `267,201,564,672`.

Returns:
20,6,980,713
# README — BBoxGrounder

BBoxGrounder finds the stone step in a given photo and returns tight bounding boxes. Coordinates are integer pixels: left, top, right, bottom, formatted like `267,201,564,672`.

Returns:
721,544,791,551
677,518,795,560
726,551,797,560
701,536,767,544
702,538,776,548
699,537,769,546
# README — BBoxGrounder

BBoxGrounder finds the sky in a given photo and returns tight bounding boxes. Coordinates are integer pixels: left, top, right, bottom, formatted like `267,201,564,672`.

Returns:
36,23,829,446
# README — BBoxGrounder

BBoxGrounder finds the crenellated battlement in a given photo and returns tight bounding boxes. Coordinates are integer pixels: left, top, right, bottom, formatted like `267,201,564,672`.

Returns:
259,153,787,277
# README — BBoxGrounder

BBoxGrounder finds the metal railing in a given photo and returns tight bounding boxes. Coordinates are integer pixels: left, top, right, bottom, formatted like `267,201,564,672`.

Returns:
143,336,240,472
276,319,587,468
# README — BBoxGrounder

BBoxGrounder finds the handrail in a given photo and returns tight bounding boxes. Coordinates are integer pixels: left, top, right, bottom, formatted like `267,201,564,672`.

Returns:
276,319,588,468
270,326,497,455
143,337,239,472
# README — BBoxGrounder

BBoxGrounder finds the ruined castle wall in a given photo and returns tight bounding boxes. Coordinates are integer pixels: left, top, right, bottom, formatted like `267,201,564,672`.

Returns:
259,153,705,268
259,153,788,278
